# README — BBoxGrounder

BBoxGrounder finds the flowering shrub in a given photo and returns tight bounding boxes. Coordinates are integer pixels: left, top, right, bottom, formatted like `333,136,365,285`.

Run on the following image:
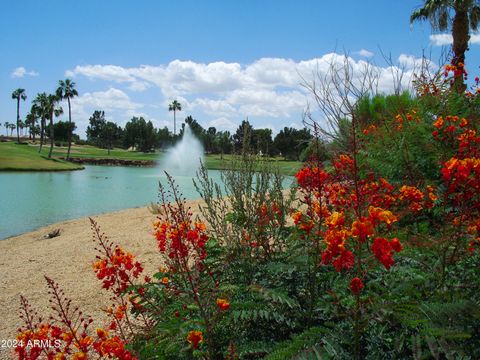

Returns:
15,278,137,360
14,60,480,359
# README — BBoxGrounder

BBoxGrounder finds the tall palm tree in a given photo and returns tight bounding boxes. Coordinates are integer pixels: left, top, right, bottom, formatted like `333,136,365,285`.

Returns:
410,0,480,92
11,88,27,143
56,79,78,160
168,100,182,135
33,93,49,153
46,94,63,158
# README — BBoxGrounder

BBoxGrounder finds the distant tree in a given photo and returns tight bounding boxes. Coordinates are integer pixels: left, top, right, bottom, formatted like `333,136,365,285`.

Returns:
18,119,25,137
251,128,274,156
86,110,107,145
410,0,480,92
124,116,156,152
46,121,77,143
25,108,39,141
217,131,233,158
168,100,182,136
273,127,313,160
45,94,63,158
204,127,217,153
8,123,16,136
32,93,50,153
56,79,78,160
101,122,121,154
3,122,9,136
156,126,173,149
11,88,27,143
233,120,254,154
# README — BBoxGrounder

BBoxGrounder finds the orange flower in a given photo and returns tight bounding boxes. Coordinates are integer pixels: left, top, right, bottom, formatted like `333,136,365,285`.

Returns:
72,353,87,360
187,330,203,349
368,206,397,225
292,211,303,224
161,277,169,284
324,211,345,228
351,219,374,242
216,298,230,311
433,117,444,128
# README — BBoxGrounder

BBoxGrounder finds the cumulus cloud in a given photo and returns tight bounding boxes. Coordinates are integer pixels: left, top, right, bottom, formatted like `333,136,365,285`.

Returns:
355,49,374,58
11,67,39,78
66,54,433,134
76,88,142,111
430,32,480,46
430,34,453,46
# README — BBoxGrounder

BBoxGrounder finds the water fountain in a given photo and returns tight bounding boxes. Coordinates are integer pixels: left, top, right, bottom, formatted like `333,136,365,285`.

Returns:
158,124,204,177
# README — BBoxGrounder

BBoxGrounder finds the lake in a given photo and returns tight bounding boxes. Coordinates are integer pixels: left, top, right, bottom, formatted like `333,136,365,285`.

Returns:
0,166,224,239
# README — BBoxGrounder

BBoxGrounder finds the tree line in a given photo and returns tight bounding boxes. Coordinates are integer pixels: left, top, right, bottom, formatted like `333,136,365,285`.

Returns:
85,110,317,160
8,79,78,160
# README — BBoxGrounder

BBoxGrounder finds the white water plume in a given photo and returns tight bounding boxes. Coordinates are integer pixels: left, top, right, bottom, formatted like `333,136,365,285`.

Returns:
158,124,204,177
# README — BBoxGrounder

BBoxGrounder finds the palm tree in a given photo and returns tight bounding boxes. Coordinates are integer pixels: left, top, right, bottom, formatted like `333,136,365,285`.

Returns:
11,88,27,143
410,0,480,92
168,100,182,135
8,123,16,136
46,94,63,158
26,105,39,141
3,122,10,136
33,93,49,153
56,79,78,160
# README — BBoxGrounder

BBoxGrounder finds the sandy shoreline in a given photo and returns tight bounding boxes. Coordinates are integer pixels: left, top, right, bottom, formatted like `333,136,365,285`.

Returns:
0,200,205,359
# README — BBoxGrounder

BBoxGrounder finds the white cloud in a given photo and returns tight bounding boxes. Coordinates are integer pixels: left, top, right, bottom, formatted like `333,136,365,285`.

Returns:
207,117,237,132
429,34,453,46
191,98,236,117
355,49,374,58
11,67,39,78
76,88,142,111
471,33,480,44
65,64,135,82
66,54,436,135
430,32,480,46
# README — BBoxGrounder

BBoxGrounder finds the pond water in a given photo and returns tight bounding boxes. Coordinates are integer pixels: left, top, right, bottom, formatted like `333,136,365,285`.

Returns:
0,166,225,239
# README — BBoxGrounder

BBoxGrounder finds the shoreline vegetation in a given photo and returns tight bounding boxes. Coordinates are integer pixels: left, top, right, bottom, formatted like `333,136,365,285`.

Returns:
0,140,302,174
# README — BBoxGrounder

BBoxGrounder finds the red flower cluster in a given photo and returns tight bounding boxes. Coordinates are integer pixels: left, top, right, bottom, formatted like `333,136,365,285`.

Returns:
350,277,364,295
216,298,230,311
371,237,402,270
432,115,470,141
15,281,137,360
93,246,143,294
295,166,329,190
154,220,208,268
186,330,203,349
93,329,135,360
398,185,433,212
444,62,467,81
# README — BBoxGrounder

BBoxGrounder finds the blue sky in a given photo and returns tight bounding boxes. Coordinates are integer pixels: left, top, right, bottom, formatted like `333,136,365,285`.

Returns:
1,0,479,138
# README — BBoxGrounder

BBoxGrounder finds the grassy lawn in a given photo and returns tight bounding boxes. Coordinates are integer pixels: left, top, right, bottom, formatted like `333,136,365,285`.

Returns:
205,154,302,175
0,142,84,171
0,141,302,175
40,143,160,161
